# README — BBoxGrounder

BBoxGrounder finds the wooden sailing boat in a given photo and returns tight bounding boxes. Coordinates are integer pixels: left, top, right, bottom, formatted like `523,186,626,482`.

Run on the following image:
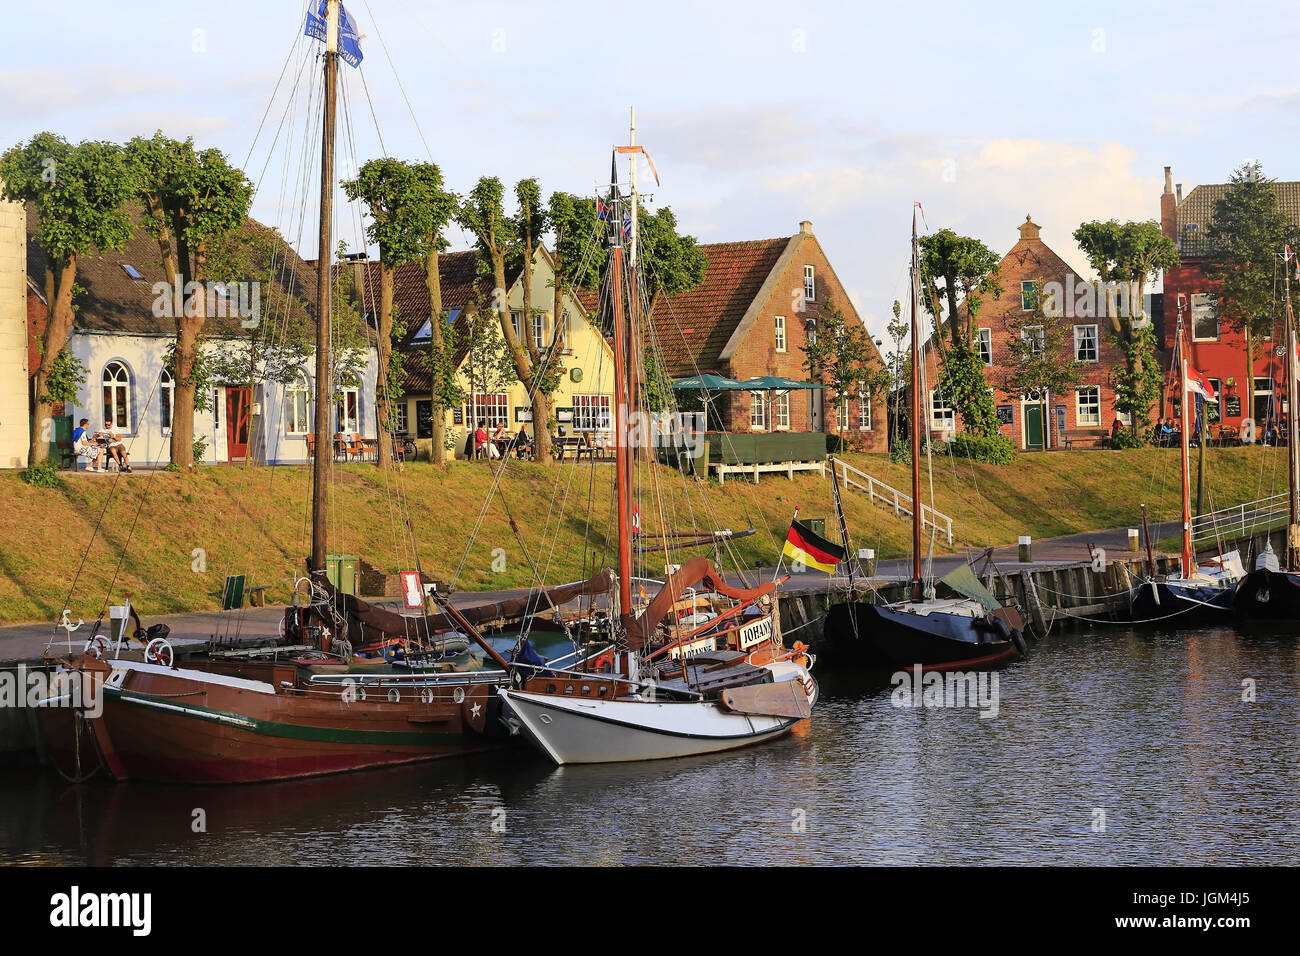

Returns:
821,206,1027,669
34,0,607,784
1129,300,1243,624
1233,248,1300,619
495,121,818,765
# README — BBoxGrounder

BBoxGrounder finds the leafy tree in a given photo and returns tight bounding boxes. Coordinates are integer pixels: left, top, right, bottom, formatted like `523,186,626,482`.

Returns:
919,229,1002,436
126,132,253,469
1000,282,1085,449
1202,162,1300,405
802,297,888,450
0,133,133,465
1073,219,1178,441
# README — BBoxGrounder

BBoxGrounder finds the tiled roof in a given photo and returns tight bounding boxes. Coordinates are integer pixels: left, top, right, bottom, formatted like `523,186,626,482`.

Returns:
1176,181,1300,257
348,251,493,348
26,203,321,338
649,237,790,377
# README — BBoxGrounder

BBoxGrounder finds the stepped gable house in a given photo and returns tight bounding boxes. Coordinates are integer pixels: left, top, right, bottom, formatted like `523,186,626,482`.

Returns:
1159,166,1300,428
922,215,1137,451
651,220,888,451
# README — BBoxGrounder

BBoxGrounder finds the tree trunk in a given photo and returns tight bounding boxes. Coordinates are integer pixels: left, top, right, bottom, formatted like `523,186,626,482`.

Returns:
170,313,201,469
494,250,552,463
27,257,78,467
424,249,448,466
374,257,393,470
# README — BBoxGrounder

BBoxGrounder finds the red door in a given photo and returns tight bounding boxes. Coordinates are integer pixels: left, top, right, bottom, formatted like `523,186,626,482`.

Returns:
226,388,251,461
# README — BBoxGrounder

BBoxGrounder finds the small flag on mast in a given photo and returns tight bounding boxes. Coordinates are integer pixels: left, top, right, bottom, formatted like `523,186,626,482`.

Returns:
1187,366,1217,401
782,517,845,574
305,0,366,68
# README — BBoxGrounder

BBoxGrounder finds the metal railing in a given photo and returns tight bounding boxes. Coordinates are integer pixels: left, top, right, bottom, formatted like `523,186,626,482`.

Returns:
828,457,954,544
1191,492,1290,545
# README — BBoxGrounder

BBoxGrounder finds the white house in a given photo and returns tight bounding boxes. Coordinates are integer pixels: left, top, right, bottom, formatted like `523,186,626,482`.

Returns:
30,211,379,466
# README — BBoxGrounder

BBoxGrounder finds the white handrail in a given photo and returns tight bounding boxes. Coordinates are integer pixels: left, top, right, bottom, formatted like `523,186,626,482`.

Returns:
829,457,954,544
1190,491,1290,545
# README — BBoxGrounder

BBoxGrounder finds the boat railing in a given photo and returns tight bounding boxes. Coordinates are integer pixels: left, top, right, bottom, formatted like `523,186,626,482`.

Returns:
828,456,954,544
1190,492,1290,546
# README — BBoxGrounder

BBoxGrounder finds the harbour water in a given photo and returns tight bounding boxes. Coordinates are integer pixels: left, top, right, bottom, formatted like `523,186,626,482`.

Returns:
1,625,1296,866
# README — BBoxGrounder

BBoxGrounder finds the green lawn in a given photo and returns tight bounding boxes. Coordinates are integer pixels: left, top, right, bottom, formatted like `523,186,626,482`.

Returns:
2,445,1284,625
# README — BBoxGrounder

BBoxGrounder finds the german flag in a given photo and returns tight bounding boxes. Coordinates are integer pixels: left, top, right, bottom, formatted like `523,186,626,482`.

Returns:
782,519,845,573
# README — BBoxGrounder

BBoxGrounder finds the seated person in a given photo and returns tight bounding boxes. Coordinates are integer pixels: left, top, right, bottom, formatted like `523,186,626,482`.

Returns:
96,421,132,473
514,425,534,458
492,421,510,456
71,417,103,470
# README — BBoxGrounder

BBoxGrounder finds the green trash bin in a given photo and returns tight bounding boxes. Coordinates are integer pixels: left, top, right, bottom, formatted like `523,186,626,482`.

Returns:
805,518,827,539
327,553,357,595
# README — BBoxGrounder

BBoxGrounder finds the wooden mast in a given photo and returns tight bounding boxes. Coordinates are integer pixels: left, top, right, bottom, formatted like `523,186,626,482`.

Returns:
311,0,340,574
1285,253,1300,569
610,153,634,627
1179,320,1194,579
909,206,923,600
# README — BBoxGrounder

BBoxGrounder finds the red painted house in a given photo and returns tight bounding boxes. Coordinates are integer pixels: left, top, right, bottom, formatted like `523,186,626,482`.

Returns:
1159,166,1300,431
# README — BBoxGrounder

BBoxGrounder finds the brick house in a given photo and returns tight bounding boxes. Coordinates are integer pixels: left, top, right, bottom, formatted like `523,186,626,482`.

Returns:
922,215,1137,450
1159,166,1300,428
650,220,888,451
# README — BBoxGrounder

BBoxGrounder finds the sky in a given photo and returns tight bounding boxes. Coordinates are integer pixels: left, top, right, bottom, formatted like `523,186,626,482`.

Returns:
5,0,1300,341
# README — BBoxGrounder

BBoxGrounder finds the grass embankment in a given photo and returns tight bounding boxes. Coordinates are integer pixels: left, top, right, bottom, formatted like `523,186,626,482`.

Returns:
1,446,1284,624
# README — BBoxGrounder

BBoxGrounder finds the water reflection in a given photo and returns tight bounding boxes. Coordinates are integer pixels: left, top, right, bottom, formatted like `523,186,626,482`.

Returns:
1,627,1296,865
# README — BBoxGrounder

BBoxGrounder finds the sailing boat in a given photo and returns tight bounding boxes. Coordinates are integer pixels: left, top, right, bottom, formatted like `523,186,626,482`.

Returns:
821,206,1027,670
1129,302,1243,624
495,125,818,765
34,0,607,784
1233,248,1300,619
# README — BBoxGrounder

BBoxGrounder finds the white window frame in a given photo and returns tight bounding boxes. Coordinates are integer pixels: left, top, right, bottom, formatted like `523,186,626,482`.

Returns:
803,265,815,303
1022,325,1045,356
335,387,360,434
572,394,611,432
509,309,522,341
286,371,311,435
1021,280,1037,311
467,392,510,430
749,391,766,430
836,395,849,432
532,311,545,349
773,391,790,430
977,328,993,366
159,368,174,433
1205,378,1222,424
806,319,818,346
858,388,872,430
1191,293,1219,342
929,390,955,431
102,361,132,434
1073,324,1099,362
774,315,786,353
558,311,570,351
1075,386,1101,427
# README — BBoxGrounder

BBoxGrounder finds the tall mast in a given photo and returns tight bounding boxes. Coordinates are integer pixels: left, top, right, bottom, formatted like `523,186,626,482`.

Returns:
610,155,634,625
909,207,923,599
311,0,340,574
1179,318,1194,578
1285,253,1300,569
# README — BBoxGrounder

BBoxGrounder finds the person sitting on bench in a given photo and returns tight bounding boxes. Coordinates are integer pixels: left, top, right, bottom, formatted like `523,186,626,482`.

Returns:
514,424,533,459
71,418,104,471
97,420,132,472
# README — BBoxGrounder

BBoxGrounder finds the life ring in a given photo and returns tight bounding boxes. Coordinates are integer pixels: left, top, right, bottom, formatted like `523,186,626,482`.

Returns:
82,636,109,660
144,637,174,668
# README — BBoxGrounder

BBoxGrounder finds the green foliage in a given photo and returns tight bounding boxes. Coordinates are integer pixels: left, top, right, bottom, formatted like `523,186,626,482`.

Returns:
1108,325,1162,436
937,340,998,437
456,176,515,265
638,205,707,298
20,463,61,488
949,432,1016,464
164,342,212,412
548,191,602,292
803,297,888,447
163,462,181,473
38,347,87,404
889,437,911,465
192,436,208,462
1203,162,1300,341
0,133,134,263
1001,281,1086,399
1109,428,1143,450
918,229,1003,345
342,157,443,268
642,345,672,413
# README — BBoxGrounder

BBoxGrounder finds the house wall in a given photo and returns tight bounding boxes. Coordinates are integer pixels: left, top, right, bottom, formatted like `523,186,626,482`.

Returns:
0,196,29,468
722,231,889,451
66,331,379,466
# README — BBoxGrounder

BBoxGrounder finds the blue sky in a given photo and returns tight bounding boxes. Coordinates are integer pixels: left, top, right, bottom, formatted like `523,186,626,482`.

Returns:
5,0,1298,339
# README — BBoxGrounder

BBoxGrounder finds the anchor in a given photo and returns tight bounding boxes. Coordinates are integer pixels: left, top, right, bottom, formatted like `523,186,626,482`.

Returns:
57,609,84,634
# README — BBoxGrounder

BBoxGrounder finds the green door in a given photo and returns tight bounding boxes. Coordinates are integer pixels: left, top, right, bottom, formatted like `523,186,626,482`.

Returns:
1024,403,1044,450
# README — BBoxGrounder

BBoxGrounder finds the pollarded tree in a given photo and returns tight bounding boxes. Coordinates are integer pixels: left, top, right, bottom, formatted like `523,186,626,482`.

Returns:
919,229,1002,436
126,132,253,469
1001,282,1085,450
1203,162,1300,405
802,297,889,450
0,133,134,466
1073,219,1178,441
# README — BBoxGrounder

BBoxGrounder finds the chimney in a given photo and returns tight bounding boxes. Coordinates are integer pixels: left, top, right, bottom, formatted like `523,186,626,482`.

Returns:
342,251,369,301
1176,183,1182,202
1160,166,1178,241
799,220,812,235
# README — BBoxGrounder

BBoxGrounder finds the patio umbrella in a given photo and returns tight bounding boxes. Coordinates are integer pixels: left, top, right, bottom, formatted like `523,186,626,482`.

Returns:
671,373,748,390
736,376,827,432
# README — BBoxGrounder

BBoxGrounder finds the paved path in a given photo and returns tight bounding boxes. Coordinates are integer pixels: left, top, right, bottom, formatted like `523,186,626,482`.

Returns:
1,524,1179,665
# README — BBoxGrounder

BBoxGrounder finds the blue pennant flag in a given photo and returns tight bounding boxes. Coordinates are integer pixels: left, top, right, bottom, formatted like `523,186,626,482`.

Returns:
305,0,365,68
